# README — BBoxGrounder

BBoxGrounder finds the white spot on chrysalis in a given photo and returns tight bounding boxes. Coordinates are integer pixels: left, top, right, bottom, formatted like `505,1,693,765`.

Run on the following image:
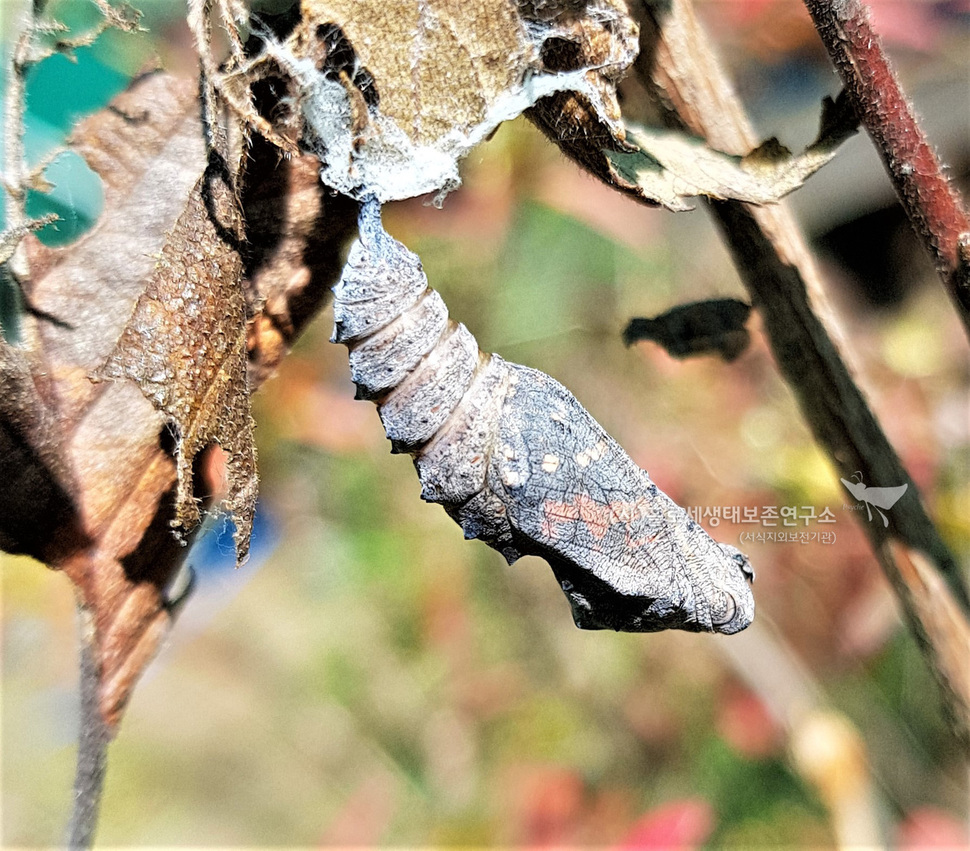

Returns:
576,440,608,468
502,467,527,488
541,454,560,473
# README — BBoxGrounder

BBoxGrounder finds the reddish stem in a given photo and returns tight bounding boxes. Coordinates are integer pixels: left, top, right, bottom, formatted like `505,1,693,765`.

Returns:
803,0,970,336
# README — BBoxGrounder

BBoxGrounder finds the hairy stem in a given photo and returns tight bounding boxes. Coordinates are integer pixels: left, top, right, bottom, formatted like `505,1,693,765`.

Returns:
803,0,970,339
3,23,32,283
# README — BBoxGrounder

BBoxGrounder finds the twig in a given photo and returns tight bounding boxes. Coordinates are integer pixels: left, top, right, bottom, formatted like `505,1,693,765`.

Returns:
803,0,970,340
719,620,886,847
67,617,111,850
630,0,970,747
2,0,132,327
3,25,34,283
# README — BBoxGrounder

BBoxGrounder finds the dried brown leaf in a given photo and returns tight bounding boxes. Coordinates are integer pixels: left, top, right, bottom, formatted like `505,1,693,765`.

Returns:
524,0,642,187
96,150,257,563
605,94,858,211
8,72,203,726
2,65,352,729
276,0,846,211
244,144,359,385
274,0,638,201
0,339,86,561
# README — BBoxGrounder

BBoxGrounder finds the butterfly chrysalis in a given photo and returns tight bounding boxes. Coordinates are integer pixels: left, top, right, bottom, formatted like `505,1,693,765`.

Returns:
332,199,754,634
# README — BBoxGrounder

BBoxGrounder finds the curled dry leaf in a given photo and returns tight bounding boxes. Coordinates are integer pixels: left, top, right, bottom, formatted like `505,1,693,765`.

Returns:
13,72,203,727
95,139,257,563
523,0,642,186
270,0,638,201
623,298,752,361
2,68,349,728
607,93,860,211
0,340,86,562
243,138,359,386
255,0,849,211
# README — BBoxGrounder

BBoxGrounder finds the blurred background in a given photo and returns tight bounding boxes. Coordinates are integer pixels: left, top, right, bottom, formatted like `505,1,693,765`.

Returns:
2,0,969,846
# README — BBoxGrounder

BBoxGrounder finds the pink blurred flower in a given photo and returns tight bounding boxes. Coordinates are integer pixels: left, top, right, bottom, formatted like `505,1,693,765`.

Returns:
615,798,715,851
896,806,969,850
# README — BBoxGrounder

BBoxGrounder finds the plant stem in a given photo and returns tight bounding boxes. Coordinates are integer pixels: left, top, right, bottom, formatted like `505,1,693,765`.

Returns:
67,618,110,850
803,0,970,339
631,0,970,747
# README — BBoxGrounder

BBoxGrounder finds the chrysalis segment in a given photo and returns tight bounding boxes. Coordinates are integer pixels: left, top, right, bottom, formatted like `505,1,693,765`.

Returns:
448,487,520,564
415,354,512,505
347,290,450,399
330,217,428,343
378,322,480,451
333,199,754,636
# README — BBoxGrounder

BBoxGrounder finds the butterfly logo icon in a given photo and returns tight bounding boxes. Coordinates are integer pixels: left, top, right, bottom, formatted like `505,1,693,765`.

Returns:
840,472,908,527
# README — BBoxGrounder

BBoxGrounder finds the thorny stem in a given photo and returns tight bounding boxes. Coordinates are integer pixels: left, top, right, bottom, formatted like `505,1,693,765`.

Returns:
2,11,40,342
803,0,970,340
3,1,139,292
0,33,58,268
3,27,31,256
